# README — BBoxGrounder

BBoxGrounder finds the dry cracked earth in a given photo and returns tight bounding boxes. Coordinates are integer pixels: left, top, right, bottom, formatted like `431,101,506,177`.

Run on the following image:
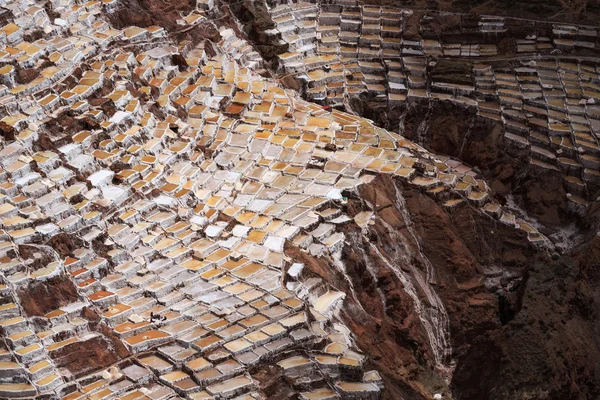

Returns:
0,0,599,399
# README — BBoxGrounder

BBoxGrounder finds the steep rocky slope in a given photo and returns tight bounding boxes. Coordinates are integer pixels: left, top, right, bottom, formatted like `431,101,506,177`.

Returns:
453,233,600,399
288,173,600,399
223,0,289,69
392,100,571,228
368,0,600,26
340,85,600,399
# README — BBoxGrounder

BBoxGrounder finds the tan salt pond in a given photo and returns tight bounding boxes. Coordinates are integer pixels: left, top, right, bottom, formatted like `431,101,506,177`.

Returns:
443,199,464,208
16,343,41,355
186,357,212,372
278,356,311,369
0,383,35,392
161,370,189,383
336,381,379,392
224,338,252,353
139,355,172,370
0,361,20,370
28,360,50,373
125,330,169,345
261,323,286,336
240,314,269,328
194,335,221,350
36,373,60,386
47,337,78,352
300,387,339,399
206,375,252,395
232,263,264,279
314,291,345,314
353,211,373,228
324,342,348,355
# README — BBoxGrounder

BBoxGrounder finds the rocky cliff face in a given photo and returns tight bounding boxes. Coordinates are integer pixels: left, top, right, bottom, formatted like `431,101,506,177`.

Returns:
288,173,600,399
404,100,576,227
355,98,575,229
223,0,289,69
453,233,600,399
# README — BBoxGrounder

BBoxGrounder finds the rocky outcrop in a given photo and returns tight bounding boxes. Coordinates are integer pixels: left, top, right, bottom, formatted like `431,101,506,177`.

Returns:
347,175,530,394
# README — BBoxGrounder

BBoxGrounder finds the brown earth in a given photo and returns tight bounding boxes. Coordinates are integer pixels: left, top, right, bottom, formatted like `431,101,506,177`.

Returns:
286,239,436,400
105,0,196,31
105,0,220,46
39,111,101,151
16,245,56,271
429,59,474,86
23,297,130,381
286,172,503,398
15,68,39,85
251,363,302,399
50,329,130,379
46,232,85,258
348,175,528,395
0,7,14,26
0,121,15,141
18,275,79,317
48,307,132,378
288,174,600,399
